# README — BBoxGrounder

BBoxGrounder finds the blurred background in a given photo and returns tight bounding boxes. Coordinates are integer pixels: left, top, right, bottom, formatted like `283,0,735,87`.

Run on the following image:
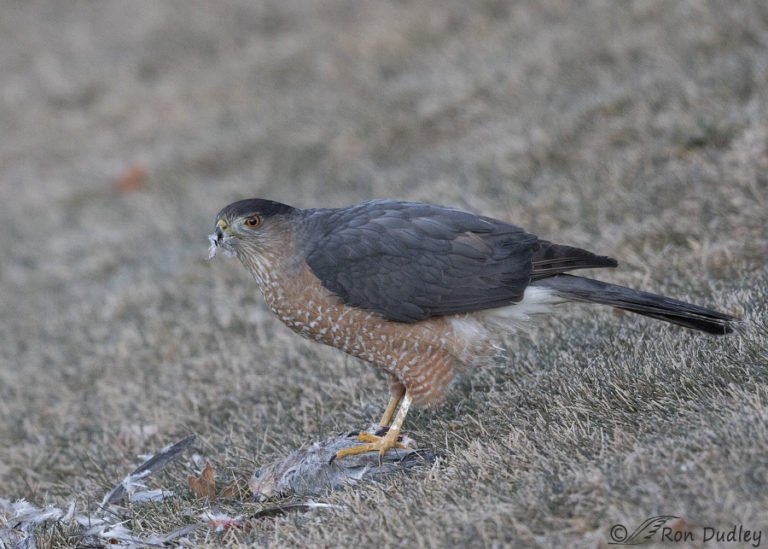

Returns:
1,0,766,545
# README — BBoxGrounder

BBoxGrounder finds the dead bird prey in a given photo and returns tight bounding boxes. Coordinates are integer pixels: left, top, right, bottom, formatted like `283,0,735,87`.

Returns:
208,198,737,460
250,429,436,500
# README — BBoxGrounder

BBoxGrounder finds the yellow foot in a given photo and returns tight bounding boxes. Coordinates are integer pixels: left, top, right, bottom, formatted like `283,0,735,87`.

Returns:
334,429,411,461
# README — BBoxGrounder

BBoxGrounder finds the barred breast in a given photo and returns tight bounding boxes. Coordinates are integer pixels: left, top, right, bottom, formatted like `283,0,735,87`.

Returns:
255,263,490,406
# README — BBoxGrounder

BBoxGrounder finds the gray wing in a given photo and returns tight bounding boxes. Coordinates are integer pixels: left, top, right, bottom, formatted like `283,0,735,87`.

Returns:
303,200,537,322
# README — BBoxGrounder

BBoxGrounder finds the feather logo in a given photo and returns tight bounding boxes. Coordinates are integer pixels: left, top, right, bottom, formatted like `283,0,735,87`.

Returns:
609,516,680,545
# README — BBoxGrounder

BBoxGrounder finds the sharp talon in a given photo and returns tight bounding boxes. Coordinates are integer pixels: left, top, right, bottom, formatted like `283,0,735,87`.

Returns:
335,430,412,462
335,395,414,463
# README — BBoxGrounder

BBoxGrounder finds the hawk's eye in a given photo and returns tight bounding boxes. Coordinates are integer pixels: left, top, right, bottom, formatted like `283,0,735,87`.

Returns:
245,216,261,228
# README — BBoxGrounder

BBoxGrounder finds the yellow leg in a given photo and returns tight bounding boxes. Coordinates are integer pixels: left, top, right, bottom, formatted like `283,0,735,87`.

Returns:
379,385,405,427
335,394,413,461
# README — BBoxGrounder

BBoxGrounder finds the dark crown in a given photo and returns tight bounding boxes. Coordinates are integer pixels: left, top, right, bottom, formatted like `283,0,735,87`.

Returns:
216,198,296,221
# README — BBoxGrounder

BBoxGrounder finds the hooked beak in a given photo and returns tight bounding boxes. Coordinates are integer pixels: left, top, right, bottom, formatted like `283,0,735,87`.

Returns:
208,219,237,259
216,219,230,240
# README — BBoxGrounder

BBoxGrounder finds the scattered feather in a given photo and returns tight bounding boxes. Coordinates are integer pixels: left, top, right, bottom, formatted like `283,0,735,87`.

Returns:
101,435,196,506
250,501,346,520
1,431,433,547
199,510,246,532
1,436,198,548
128,489,174,503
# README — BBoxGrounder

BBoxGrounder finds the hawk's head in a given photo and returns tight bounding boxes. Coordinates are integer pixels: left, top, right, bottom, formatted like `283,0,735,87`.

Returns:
208,198,297,267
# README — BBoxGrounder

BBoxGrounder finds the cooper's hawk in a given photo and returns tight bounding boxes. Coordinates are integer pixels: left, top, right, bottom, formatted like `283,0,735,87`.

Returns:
208,199,735,460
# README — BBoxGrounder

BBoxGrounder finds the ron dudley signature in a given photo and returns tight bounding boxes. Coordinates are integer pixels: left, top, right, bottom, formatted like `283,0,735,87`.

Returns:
609,516,763,547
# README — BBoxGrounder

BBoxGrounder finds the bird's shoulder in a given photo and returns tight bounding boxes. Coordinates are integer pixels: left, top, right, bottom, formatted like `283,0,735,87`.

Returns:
299,200,538,322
